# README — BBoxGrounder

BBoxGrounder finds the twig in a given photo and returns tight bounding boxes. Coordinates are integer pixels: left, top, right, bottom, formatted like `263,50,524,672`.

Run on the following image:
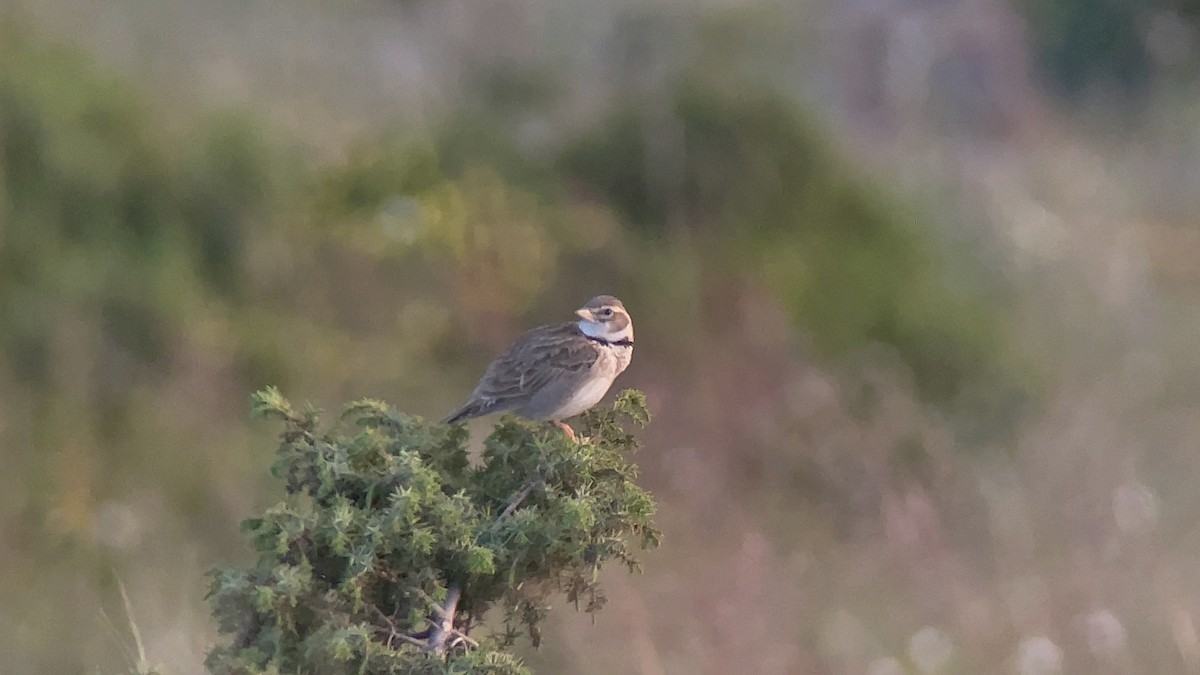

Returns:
117,577,150,672
369,586,479,655
392,631,427,648
498,481,543,521
411,587,447,616
448,629,479,649
368,603,413,648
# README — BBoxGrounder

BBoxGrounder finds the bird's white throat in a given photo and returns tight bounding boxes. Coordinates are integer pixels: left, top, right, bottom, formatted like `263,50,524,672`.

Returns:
578,319,632,345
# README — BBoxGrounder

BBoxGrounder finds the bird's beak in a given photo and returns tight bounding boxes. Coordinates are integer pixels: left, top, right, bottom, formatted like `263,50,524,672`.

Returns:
575,308,593,321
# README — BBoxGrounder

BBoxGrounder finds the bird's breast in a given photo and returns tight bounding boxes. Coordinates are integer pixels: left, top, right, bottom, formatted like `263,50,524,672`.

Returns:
554,372,616,420
611,343,633,374
549,344,629,420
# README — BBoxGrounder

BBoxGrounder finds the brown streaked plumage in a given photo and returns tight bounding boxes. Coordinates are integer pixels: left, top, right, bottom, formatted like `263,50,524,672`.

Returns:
443,295,634,440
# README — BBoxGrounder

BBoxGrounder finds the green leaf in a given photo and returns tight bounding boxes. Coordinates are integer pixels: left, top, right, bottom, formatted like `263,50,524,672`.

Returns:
467,546,497,575
252,585,276,613
251,386,293,421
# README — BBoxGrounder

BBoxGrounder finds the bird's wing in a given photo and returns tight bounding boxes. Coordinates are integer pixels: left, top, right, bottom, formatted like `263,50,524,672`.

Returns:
444,323,598,423
478,322,600,402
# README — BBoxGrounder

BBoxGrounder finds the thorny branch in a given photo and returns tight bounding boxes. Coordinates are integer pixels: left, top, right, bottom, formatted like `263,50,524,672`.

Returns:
367,589,477,654
499,480,544,521
368,603,425,649
428,586,461,655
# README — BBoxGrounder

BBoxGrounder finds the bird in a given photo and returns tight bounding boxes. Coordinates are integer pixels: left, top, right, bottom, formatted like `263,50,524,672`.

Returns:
442,295,634,440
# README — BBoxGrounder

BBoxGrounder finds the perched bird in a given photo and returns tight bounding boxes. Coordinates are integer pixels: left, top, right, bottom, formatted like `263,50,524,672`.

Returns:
443,295,634,440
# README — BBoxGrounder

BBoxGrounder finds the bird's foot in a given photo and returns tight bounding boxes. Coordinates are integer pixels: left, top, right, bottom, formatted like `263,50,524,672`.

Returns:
552,420,578,442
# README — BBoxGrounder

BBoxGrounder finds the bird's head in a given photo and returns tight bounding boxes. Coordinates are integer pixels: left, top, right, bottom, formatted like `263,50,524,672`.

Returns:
575,295,633,344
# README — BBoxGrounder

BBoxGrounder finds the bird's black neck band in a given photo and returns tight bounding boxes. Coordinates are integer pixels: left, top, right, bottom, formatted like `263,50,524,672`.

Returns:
584,334,633,348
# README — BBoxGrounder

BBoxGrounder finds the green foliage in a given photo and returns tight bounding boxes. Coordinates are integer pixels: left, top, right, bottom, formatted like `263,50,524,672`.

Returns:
0,27,288,411
207,389,659,674
1017,0,1200,101
1019,0,1155,99
559,77,1008,401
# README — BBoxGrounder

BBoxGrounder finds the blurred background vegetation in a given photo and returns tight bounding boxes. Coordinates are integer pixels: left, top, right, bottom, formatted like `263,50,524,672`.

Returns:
4,0,1200,673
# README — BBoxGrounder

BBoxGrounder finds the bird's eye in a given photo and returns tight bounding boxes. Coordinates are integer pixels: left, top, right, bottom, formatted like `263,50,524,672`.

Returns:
599,307,614,318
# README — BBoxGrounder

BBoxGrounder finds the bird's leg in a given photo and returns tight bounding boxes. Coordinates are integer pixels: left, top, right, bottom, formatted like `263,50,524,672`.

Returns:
552,420,577,441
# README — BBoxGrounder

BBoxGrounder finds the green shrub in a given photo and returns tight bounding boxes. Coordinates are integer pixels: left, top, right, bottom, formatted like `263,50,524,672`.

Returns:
207,388,659,674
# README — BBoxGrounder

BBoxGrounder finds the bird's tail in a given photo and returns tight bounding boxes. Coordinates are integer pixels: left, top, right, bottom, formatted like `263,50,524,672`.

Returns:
442,399,488,425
